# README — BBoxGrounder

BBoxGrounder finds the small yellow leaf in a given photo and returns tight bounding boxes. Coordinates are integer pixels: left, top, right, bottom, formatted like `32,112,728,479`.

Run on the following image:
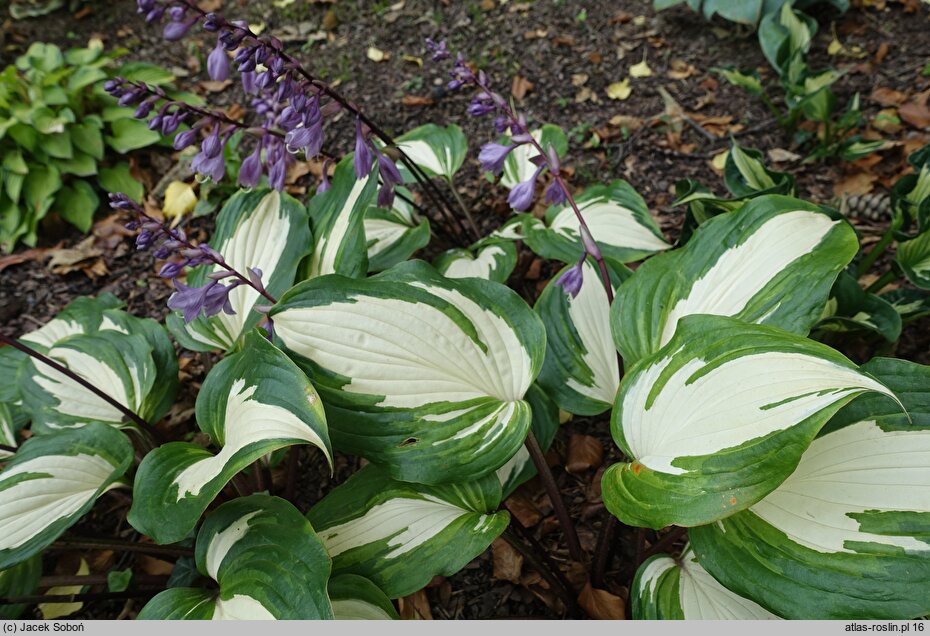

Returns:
401,54,423,67
632,15,647,26
272,0,296,6
827,36,843,56
39,559,89,620
606,79,632,100
629,54,653,79
250,21,266,35
163,181,197,220
367,47,388,62
711,150,729,172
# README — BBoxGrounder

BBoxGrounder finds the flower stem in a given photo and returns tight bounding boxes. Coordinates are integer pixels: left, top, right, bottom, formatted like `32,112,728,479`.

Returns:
0,444,16,454
637,526,688,566
524,431,583,562
857,225,896,279
501,525,580,617
864,268,898,294
446,176,481,239
590,514,618,588
0,590,162,607
0,335,160,440
51,536,194,558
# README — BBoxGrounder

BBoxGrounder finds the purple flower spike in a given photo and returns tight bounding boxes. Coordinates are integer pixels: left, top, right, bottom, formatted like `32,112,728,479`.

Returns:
207,42,230,81
508,166,543,211
478,142,515,175
374,147,403,208
238,144,264,188
168,280,235,323
354,118,373,179
554,257,585,299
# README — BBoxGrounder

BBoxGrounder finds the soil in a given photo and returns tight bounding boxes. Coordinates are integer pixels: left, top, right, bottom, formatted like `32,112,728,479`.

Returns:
2,0,930,621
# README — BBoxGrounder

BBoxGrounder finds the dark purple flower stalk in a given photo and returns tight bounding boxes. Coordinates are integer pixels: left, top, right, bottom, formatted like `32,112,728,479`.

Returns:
108,192,277,325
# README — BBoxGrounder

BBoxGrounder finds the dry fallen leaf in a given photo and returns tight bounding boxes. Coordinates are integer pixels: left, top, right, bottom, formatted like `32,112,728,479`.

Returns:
401,54,422,66
667,58,695,80
710,149,729,173
367,47,389,62
512,75,535,100
491,538,523,583
39,558,89,620
199,79,232,93
402,95,435,107
47,237,107,278
899,91,930,130
571,73,589,87
579,583,626,620
163,181,197,220
398,589,433,620
606,79,632,101
629,54,653,78
767,148,801,163
608,114,644,131
0,244,56,272
834,172,878,198
872,108,903,134
566,434,604,473
870,86,908,107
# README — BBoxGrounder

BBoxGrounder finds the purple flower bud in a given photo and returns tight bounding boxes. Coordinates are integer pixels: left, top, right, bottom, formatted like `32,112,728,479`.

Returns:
238,145,263,188
134,98,155,118
478,142,515,175
202,282,235,318
147,114,163,131
493,116,509,134
159,261,186,279
203,12,221,31
241,71,258,95
268,156,286,191
508,166,543,211
118,90,142,107
285,125,313,149
374,147,403,208
163,17,195,41
153,246,170,259
316,159,331,195
579,224,602,260
354,118,373,179
145,7,164,23
546,143,561,173
425,38,450,62
168,280,208,323
447,79,464,91
136,0,155,12
207,42,230,81
161,111,185,135
173,128,199,151
191,149,226,183
247,267,264,290
545,181,568,206
467,98,496,117
554,257,585,299
167,6,185,20
136,230,154,251
202,127,223,158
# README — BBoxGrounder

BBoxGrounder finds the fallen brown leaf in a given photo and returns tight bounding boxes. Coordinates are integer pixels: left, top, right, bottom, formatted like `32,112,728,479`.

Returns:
667,58,696,80
899,91,930,130
491,538,523,583
402,95,435,107
870,86,908,107
398,589,433,620
834,172,878,198
512,75,534,100
0,245,57,272
506,490,543,527
47,237,108,279
874,42,890,64
566,434,604,473
199,79,232,93
579,583,626,620
137,555,174,576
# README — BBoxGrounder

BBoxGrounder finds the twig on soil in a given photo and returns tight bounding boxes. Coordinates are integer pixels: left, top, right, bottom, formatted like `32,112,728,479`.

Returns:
0,335,162,442
38,574,170,588
501,526,580,618
523,431,584,563
0,590,162,607
51,536,194,558
637,526,688,565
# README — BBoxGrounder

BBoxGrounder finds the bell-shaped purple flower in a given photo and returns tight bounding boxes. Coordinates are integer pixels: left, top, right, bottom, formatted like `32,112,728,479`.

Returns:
508,165,543,211
479,142,515,175
241,71,258,95
268,154,286,192
354,118,373,179
545,181,568,206
201,127,223,158
191,144,226,183
374,147,403,208
163,17,196,41
554,257,585,299
238,144,264,188
207,42,230,81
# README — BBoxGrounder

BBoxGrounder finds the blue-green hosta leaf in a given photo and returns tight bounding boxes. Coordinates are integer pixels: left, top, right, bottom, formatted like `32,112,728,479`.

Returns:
633,549,779,619
365,191,430,273
138,495,333,620
0,555,42,619
895,230,930,290
815,271,901,343
271,260,545,485
602,315,898,529
129,332,331,544
724,143,796,198
523,180,671,265
433,241,517,283
304,156,377,280
495,384,560,499
535,259,628,416
0,423,132,569
613,195,858,366
394,124,467,181
168,189,311,352
19,330,165,433
499,125,568,190
691,357,930,619
308,465,508,598
329,574,398,620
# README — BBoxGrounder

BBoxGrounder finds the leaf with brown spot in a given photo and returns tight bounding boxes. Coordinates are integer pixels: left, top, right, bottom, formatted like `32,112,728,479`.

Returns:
491,538,523,583
512,75,534,101
566,434,604,473
398,589,433,620
579,583,626,619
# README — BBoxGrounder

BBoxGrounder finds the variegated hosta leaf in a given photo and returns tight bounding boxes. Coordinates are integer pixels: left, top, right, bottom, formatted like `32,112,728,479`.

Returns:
168,189,311,352
499,124,568,190
895,230,930,290
305,156,378,280
0,423,132,569
18,294,122,349
0,348,27,459
495,384,560,499
815,271,901,343
129,332,331,544
691,357,930,619
0,555,42,619
138,495,333,620
365,189,430,273
523,180,671,265
19,330,165,433
308,465,508,598
393,124,467,181
271,260,545,485
632,549,780,620
602,315,898,529
612,195,858,366
0,402,23,460
329,574,398,620
724,142,795,198
433,241,517,283
535,258,628,416
883,287,930,323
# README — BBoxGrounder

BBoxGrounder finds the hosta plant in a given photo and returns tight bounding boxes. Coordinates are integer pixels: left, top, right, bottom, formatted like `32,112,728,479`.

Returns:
3,0,930,622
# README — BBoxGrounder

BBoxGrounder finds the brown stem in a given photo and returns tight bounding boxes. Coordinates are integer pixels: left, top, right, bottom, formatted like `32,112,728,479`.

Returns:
252,459,266,492
283,445,300,502
0,590,162,606
506,508,578,600
524,431,583,562
51,537,194,558
590,515,618,588
38,574,169,588
0,443,16,454
501,527,580,618
638,526,688,565
0,336,160,439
